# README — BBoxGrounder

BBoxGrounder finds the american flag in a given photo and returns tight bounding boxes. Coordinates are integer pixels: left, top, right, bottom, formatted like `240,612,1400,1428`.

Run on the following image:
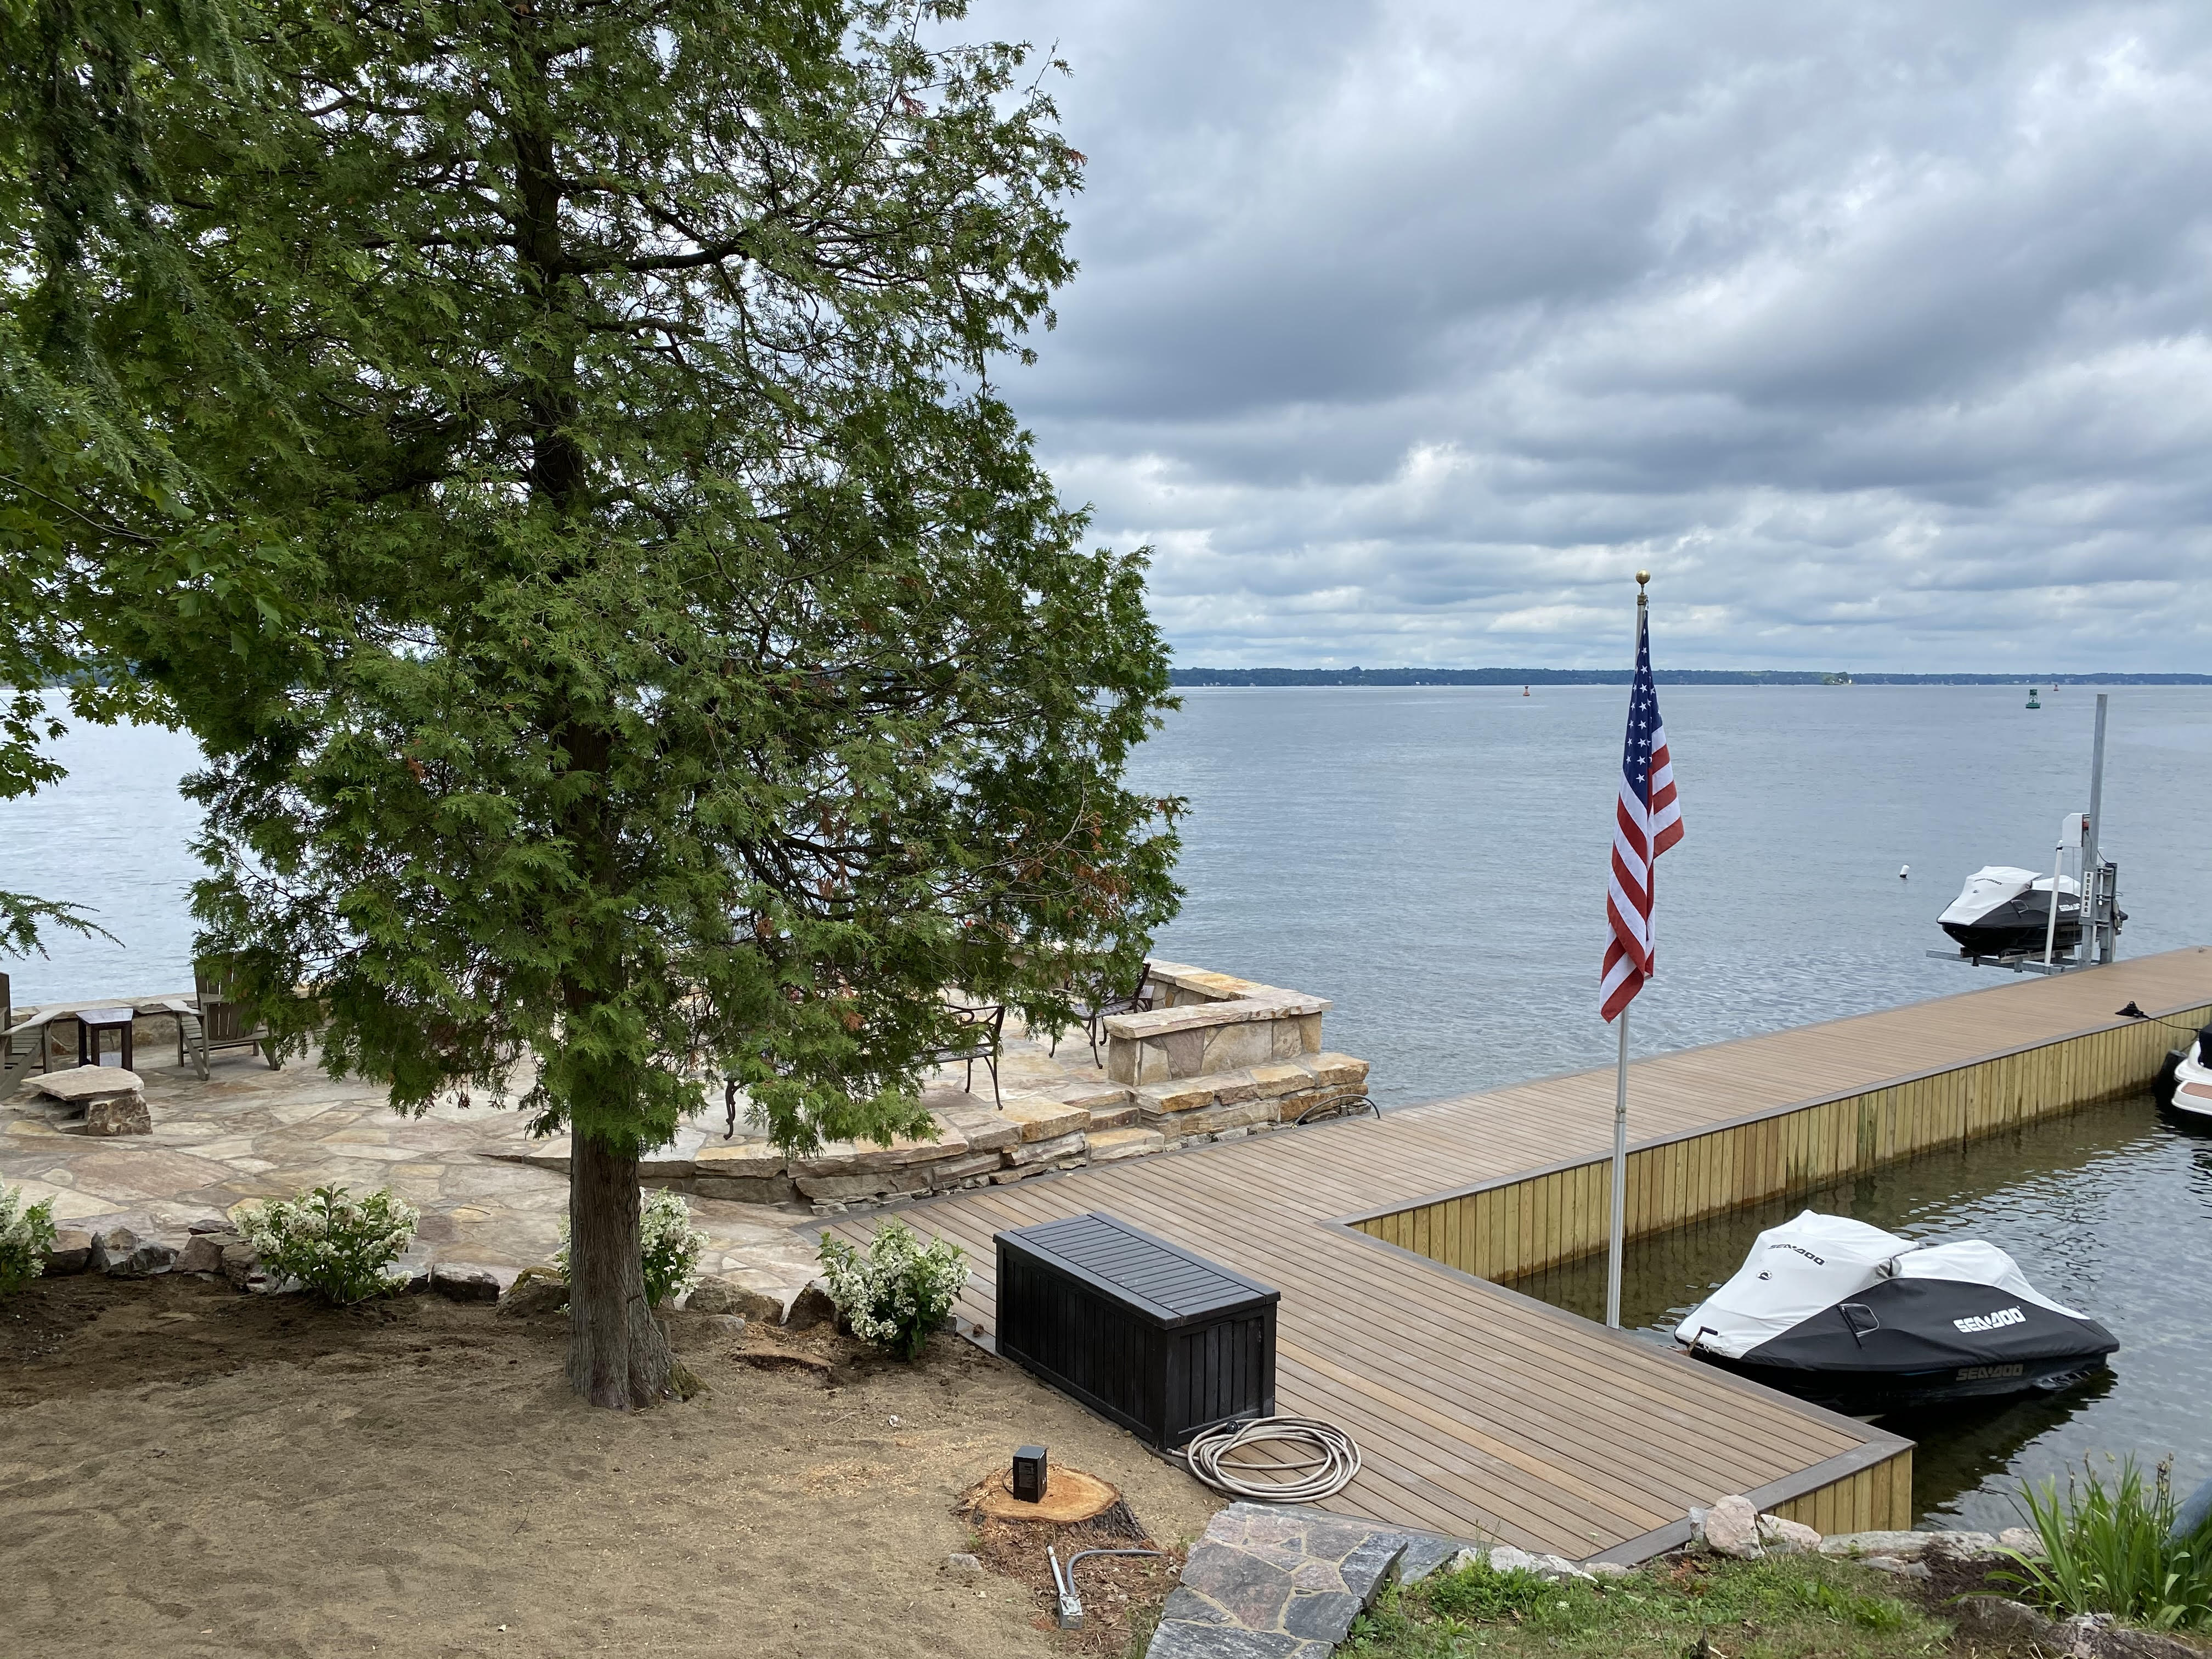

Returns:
1601,607,1683,1021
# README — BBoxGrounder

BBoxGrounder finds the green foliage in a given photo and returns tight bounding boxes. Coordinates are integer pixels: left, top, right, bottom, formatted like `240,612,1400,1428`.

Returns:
3,0,1177,1395
238,1184,419,1305
0,1183,58,1295
3,0,1180,1162
555,1189,706,1308
2000,1455,2212,1631
1344,1554,1944,1659
818,1220,969,1361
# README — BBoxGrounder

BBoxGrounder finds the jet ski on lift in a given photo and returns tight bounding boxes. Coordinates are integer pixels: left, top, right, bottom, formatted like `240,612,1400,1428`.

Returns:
2155,1025,2212,1124
1937,867,2087,954
1675,1211,2117,1413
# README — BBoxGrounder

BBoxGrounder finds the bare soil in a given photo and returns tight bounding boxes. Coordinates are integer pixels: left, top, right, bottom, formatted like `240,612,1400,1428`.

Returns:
0,1274,1218,1658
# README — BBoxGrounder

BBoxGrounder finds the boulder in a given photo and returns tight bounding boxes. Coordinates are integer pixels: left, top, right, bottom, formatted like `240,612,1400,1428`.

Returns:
25,1066,144,1105
1927,1531,2000,1559
1440,1545,1593,1582
84,1092,152,1136
1997,1527,2042,1556
782,1281,836,1331
1700,1495,1765,1560
176,1231,242,1275
1818,1530,1937,1559
219,1240,264,1289
44,1228,94,1276
430,1261,510,1301
689,1277,788,1323
1757,1515,1822,1554
1860,1556,1933,1579
496,1269,569,1318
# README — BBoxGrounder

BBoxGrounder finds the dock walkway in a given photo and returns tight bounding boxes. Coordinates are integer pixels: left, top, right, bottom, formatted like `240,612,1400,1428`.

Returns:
833,949,2212,1561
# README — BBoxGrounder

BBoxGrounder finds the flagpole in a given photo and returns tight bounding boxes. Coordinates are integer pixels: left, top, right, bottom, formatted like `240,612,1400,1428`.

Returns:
1607,1007,1628,1328
1606,570,1649,1330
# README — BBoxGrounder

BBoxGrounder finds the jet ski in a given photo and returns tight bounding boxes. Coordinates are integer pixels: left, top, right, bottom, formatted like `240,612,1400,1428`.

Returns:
1938,866,2084,955
2155,1025,2212,1123
1675,1211,2117,1413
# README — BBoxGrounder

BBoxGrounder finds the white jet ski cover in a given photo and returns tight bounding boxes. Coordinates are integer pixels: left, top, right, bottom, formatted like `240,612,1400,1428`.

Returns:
1938,867,2080,927
1674,1211,1909,1359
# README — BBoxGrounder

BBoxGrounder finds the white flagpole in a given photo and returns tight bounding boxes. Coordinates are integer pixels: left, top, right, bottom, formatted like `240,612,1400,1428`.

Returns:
1607,1007,1628,1328
1606,572,1647,1330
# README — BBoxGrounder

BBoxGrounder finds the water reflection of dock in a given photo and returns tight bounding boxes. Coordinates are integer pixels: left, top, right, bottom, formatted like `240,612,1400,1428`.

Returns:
838,947,2212,1562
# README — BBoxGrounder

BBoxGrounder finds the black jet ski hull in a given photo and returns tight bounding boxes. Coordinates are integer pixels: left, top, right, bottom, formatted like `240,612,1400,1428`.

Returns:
1690,1347,2111,1413
1683,1274,2117,1413
1940,898,2081,954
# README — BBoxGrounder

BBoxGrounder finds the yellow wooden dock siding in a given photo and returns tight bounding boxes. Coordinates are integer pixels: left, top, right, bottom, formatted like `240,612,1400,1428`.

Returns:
1351,968,2212,1283
833,948,2212,1560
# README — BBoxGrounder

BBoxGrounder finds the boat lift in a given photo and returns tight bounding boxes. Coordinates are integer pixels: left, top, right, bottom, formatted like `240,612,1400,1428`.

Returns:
1931,692,2121,977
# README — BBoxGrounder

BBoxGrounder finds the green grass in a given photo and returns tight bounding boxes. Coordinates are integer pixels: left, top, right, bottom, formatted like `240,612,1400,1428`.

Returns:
1998,1455,2212,1632
1342,1552,1948,1659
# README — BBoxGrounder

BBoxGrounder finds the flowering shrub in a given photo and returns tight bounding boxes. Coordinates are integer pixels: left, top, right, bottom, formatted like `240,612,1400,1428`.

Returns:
818,1220,969,1361
239,1184,419,1304
552,1189,706,1308
0,1183,57,1296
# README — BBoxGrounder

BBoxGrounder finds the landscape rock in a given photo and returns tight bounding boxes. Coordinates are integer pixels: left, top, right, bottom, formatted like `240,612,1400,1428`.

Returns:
430,1261,509,1302
1997,1527,2042,1556
83,1092,153,1136
997,1094,1088,1143
87,1222,176,1277
1818,1530,1937,1560
24,1066,144,1105
1440,1545,1593,1583
1859,1556,1933,1579
782,1282,836,1331
44,1228,94,1275
945,1553,983,1574
1954,1596,2209,1659
1587,1561,1634,1578
1926,1530,2000,1559
218,1240,264,1289
1700,1494,1765,1559
1003,1129,1088,1167
1757,1515,1822,1554
497,1269,569,1318
176,1230,242,1275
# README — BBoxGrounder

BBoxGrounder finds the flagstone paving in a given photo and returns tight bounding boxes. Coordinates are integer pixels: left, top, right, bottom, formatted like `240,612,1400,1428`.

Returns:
0,1011,1132,1307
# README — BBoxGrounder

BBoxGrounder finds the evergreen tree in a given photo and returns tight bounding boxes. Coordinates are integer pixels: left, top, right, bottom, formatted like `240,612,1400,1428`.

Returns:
4,0,1178,1406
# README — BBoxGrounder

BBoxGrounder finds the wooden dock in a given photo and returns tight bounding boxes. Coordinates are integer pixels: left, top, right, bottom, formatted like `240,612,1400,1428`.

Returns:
829,949,2212,1561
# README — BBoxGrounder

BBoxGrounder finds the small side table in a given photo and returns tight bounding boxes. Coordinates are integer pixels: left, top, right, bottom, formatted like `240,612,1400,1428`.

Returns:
76,1007,136,1072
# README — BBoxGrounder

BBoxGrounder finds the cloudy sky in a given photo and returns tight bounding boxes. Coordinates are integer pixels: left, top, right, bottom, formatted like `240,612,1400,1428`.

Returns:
979,0,2212,671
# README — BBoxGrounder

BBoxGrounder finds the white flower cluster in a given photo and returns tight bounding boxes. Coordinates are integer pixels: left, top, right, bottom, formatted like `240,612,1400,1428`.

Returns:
551,1189,707,1308
0,1183,58,1297
239,1184,419,1304
818,1220,969,1361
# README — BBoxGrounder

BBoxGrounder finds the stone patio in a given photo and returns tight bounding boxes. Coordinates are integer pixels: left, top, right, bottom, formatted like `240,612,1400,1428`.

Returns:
0,966,1370,1304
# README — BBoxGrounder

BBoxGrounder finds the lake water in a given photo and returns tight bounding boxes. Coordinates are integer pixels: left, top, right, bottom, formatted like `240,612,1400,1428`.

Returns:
1508,1092,2212,1531
9,684,2212,1523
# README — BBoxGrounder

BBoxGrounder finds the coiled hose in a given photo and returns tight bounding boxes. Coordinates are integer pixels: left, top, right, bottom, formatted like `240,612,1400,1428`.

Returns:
1180,1415,1363,1504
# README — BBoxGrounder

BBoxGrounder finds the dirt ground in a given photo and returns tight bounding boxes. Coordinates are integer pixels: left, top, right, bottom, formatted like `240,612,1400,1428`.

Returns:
0,1275,1221,1659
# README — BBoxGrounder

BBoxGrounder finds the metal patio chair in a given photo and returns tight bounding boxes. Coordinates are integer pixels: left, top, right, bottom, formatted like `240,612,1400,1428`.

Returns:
922,1002,1006,1109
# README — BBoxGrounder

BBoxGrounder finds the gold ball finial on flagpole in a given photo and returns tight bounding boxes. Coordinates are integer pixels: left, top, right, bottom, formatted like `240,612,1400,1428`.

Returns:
1635,569,1650,587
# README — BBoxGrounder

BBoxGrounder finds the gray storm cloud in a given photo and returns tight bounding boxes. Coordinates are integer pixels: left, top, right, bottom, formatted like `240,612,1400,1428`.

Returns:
979,0,2212,669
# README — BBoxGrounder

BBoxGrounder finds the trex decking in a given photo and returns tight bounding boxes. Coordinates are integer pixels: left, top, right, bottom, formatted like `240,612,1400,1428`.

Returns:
831,948,2212,1561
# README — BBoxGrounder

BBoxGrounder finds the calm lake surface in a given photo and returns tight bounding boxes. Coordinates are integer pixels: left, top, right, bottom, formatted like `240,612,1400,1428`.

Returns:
9,682,2212,1520
1508,1092,2212,1531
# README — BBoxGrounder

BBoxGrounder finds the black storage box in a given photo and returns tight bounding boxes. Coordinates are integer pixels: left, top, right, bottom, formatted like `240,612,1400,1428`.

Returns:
994,1212,1279,1448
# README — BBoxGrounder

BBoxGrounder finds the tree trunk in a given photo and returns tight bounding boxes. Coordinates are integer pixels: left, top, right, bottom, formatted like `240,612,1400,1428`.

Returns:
565,1130,673,1408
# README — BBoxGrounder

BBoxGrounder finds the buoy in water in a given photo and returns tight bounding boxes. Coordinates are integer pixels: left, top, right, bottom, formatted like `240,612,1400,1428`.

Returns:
2027,687,2042,709
1899,865,1910,879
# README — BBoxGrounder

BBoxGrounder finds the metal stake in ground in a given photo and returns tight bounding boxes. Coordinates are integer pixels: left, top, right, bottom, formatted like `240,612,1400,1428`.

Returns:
1600,571,1684,1329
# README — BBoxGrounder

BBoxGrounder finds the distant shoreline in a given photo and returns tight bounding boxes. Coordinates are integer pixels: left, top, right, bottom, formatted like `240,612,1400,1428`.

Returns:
1170,668,2212,687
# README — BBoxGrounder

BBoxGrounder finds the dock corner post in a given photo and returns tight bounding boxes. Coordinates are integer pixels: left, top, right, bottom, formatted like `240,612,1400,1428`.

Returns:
1607,1008,1628,1328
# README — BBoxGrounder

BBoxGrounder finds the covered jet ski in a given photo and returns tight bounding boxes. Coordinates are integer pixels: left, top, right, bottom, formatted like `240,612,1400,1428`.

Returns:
1675,1211,2117,1412
1938,866,2084,955
2155,1025,2212,1124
